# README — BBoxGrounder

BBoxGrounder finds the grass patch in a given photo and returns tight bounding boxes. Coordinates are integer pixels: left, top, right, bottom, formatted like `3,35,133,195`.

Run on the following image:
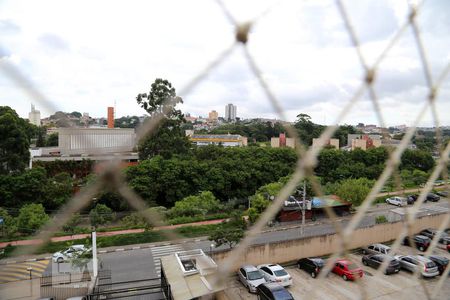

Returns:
0,224,222,258
166,214,229,225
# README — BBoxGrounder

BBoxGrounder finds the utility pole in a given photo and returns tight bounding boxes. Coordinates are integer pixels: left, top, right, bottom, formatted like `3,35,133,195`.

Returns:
92,231,98,278
301,181,306,235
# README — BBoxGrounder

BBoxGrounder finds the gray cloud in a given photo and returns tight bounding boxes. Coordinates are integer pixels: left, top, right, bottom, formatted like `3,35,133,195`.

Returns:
0,19,20,34
38,33,70,51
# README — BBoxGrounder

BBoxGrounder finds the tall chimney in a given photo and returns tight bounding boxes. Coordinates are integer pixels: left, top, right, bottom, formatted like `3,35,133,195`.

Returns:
107,107,114,128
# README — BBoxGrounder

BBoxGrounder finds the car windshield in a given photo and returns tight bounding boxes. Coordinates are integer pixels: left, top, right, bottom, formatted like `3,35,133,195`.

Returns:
272,290,293,300
426,262,436,268
347,263,359,270
311,259,324,267
274,269,288,276
247,270,263,280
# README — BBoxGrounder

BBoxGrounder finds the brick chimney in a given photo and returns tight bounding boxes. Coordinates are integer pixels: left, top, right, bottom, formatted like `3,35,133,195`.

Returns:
107,107,114,128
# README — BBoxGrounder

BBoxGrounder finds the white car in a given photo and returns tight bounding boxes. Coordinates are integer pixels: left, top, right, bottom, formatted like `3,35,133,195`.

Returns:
237,265,266,293
52,245,89,263
385,196,407,207
257,264,292,287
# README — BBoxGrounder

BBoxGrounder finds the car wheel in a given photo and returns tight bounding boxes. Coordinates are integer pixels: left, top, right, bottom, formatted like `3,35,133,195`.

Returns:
248,285,251,293
342,274,348,281
57,257,63,263
419,246,425,251
363,260,368,266
362,249,366,255
298,263,301,269
311,272,316,278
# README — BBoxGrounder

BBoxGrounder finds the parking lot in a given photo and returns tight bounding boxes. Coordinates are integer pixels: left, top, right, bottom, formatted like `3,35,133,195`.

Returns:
225,245,450,299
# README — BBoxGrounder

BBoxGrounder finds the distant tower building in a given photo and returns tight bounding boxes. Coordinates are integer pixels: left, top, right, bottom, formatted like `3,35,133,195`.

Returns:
208,110,218,122
28,104,41,126
224,103,237,122
107,107,114,128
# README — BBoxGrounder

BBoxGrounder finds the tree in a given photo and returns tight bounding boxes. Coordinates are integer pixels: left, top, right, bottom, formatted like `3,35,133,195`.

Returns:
294,113,325,145
168,191,222,218
400,149,435,172
334,178,374,206
45,172,73,209
62,213,82,234
36,127,46,147
89,204,114,228
136,78,190,159
0,106,30,174
16,203,49,234
0,207,18,237
46,133,59,147
70,111,82,118
208,213,245,248
121,210,154,230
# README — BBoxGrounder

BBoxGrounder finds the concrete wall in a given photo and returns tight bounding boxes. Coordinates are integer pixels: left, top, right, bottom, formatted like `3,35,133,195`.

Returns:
211,213,447,271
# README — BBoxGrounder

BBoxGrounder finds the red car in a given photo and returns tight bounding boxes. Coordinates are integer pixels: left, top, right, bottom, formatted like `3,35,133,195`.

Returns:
332,259,364,281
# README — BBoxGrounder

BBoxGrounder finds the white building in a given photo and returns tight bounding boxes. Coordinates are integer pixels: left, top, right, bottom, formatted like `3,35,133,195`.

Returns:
28,104,41,126
224,103,237,121
58,128,136,155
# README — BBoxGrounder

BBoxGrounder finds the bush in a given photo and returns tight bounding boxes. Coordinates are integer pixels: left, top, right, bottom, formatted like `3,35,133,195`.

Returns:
89,204,115,228
166,213,229,225
17,203,49,234
375,215,388,224
121,212,153,230
168,191,222,218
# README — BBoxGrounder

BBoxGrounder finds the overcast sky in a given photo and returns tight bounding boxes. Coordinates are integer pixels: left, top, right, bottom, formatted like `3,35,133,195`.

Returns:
0,0,449,126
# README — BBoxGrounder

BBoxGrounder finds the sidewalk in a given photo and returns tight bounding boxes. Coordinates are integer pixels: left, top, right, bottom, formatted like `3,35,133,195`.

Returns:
0,218,226,249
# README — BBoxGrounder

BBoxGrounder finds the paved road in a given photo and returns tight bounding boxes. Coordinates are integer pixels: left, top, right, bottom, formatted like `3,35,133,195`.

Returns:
1,201,448,285
94,201,449,282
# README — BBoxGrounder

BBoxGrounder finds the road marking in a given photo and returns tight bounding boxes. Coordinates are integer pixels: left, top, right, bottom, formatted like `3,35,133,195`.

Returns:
151,244,184,276
0,260,49,284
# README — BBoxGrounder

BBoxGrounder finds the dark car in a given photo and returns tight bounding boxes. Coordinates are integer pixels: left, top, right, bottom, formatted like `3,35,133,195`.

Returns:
420,228,450,245
402,235,431,251
256,282,294,300
436,191,449,198
297,257,324,278
426,193,440,202
424,255,449,275
406,194,418,204
361,254,400,275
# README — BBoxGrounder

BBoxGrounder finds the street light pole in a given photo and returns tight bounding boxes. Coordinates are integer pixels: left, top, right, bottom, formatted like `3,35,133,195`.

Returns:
27,267,33,297
301,181,306,235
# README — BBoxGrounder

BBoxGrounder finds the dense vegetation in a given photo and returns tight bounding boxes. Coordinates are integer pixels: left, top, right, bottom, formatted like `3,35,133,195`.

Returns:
126,146,298,207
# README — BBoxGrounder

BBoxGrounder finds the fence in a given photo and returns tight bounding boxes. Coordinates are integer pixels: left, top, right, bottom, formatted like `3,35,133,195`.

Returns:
1,0,449,299
40,272,91,300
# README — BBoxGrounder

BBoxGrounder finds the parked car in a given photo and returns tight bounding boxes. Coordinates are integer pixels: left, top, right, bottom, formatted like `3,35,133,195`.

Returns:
331,259,364,281
297,257,325,278
426,193,440,202
420,228,450,245
402,235,431,251
385,196,407,207
361,254,400,275
361,244,391,256
256,282,294,300
421,255,449,275
257,264,292,287
406,194,418,204
436,191,448,198
238,265,266,293
52,245,90,263
395,255,439,278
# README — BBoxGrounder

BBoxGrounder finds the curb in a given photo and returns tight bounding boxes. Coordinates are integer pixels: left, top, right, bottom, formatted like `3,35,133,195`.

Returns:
0,237,210,265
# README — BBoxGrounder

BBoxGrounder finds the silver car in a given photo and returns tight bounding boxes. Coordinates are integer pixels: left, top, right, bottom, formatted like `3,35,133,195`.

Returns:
238,265,266,293
395,255,439,278
362,244,391,256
